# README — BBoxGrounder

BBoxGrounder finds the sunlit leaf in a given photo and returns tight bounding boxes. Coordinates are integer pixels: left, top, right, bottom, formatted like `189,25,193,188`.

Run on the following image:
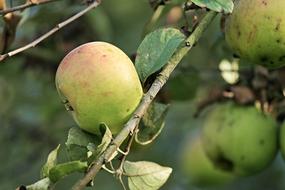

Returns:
26,178,51,190
124,161,172,190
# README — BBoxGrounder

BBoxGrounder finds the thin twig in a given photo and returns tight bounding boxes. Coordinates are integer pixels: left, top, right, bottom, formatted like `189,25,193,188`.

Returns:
72,11,217,190
116,126,137,175
0,0,60,15
0,0,101,62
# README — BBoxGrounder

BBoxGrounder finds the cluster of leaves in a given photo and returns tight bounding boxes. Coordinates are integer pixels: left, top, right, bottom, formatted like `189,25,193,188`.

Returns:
27,124,173,190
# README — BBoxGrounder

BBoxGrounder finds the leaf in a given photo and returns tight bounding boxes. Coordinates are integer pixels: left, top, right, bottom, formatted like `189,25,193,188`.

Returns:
49,161,88,183
135,102,169,145
135,28,185,84
66,144,88,161
87,123,114,160
25,178,51,190
124,161,172,190
66,127,100,147
191,0,234,13
65,127,100,161
41,145,60,178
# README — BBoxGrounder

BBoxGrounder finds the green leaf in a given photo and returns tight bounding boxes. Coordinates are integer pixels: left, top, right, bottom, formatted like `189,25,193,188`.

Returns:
41,145,60,178
135,28,185,84
66,144,88,161
124,161,172,190
191,0,234,13
66,127,100,147
135,102,169,145
87,123,113,160
49,161,88,183
65,127,100,161
26,178,51,190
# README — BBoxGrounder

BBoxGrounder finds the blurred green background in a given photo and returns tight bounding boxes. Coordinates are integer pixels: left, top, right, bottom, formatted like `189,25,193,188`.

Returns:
1,0,285,189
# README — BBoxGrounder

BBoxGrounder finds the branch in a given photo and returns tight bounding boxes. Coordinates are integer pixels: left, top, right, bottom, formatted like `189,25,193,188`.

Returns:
0,0,60,15
72,10,217,190
0,0,101,62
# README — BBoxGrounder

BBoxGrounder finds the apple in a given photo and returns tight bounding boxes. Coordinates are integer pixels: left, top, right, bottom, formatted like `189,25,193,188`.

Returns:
225,0,285,68
280,122,285,159
180,135,234,187
202,102,278,176
55,42,143,135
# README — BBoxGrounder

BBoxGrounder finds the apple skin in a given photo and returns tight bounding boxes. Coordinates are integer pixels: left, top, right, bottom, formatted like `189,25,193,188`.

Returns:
225,0,285,68
280,122,285,159
180,135,234,187
201,102,278,176
55,42,143,135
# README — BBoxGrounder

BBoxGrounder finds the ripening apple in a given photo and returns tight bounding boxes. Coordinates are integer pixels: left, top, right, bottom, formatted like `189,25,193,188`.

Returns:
180,135,235,187
225,0,285,68
201,102,278,176
55,42,143,135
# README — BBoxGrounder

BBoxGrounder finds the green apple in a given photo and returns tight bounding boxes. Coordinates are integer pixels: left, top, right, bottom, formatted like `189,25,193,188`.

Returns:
180,135,234,187
55,42,143,135
202,102,278,176
280,122,285,159
225,0,285,68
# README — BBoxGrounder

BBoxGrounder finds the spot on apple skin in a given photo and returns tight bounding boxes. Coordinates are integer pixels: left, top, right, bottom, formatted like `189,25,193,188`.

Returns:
279,55,285,62
259,139,265,146
240,155,246,161
101,91,113,97
261,0,268,6
214,150,234,172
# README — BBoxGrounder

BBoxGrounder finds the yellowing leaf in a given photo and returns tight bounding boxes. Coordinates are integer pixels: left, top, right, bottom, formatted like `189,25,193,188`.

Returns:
124,161,172,190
